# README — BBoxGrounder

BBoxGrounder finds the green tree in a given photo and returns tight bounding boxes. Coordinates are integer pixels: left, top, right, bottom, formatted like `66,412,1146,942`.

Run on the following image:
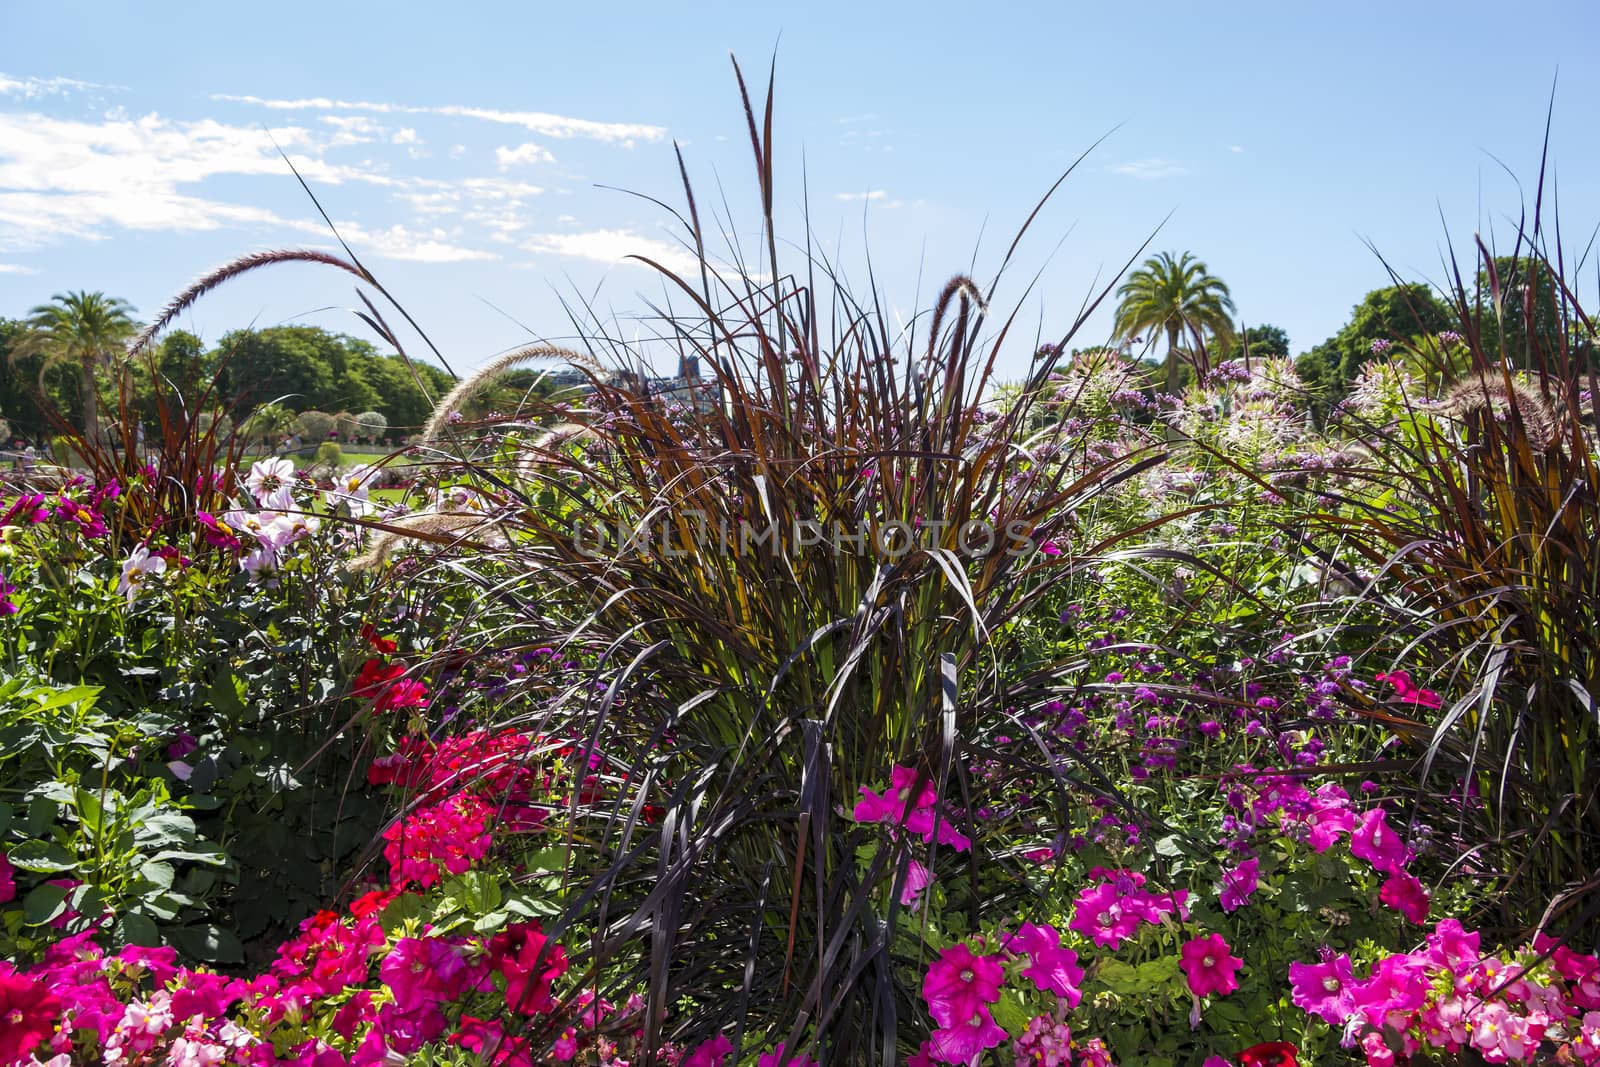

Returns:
1113,252,1237,393
1217,324,1290,364
1300,283,1454,399
14,291,138,438
0,317,58,443
1473,256,1572,366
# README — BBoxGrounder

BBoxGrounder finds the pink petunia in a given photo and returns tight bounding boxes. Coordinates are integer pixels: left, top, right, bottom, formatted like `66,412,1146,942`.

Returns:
1002,923,1084,1006
1378,871,1430,924
1068,882,1142,949
1289,953,1358,1025
927,1006,1007,1065
1180,934,1243,997
921,942,1004,1029
1349,809,1409,875
1218,858,1260,913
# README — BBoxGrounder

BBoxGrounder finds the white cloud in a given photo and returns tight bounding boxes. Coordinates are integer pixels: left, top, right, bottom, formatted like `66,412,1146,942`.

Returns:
836,190,888,201
1111,158,1187,180
392,127,420,145
496,142,555,170
333,221,498,263
213,93,665,144
0,110,505,258
1229,145,1245,154
0,73,121,98
0,262,37,274
520,228,702,276
320,114,383,146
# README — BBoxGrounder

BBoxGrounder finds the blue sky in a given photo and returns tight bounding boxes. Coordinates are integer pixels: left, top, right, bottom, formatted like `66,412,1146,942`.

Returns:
3,0,1598,379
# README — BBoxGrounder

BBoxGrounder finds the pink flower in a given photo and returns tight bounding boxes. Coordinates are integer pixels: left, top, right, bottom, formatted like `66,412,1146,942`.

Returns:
683,1034,735,1067
1469,1000,1538,1061
1180,934,1243,997
921,942,1005,1028
1425,919,1480,972
0,971,61,1064
1353,955,1429,1031
853,766,936,825
1378,871,1430,924
379,937,471,1012
1289,953,1358,1025
899,858,934,908
1219,858,1260,912
0,853,14,905
758,1043,819,1067
1360,1031,1395,1067
1349,809,1409,875
1068,882,1142,949
927,1006,1007,1065
1002,923,1084,1006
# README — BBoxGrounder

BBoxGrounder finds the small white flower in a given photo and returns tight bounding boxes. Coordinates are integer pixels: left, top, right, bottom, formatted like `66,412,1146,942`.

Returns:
324,464,379,516
244,458,296,504
240,544,279,581
117,546,166,604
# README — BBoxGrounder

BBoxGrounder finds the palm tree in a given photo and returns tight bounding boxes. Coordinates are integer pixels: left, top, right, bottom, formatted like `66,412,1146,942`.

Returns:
16,291,137,440
1113,252,1237,393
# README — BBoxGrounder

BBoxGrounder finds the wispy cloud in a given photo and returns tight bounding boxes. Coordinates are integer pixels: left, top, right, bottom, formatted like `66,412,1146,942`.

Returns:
331,221,497,263
835,190,888,202
1111,158,1187,180
0,262,37,274
495,142,555,170
212,93,665,145
1229,145,1245,154
0,110,523,261
0,73,123,98
520,228,702,276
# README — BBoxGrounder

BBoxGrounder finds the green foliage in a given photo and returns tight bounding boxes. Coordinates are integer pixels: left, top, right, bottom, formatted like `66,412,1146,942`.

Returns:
214,325,452,433
1317,252,1600,931
314,441,343,468
1300,283,1454,403
13,291,138,438
1113,251,1237,392
1216,324,1290,363
0,677,231,958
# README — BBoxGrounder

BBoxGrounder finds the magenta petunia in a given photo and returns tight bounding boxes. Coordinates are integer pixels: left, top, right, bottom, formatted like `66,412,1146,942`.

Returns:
1378,870,1430,924
921,942,1005,1029
1218,857,1260,913
1289,953,1359,1025
927,1006,1007,1065
1180,934,1242,997
1349,808,1409,875
1002,923,1085,1006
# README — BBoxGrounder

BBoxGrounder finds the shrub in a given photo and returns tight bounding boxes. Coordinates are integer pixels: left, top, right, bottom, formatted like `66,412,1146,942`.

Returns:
314,441,343,469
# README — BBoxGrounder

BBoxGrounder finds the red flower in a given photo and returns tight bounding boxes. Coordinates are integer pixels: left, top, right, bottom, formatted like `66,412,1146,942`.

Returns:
1238,1042,1299,1067
360,624,398,654
354,658,405,696
0,969,61,1064
487,922,569,1015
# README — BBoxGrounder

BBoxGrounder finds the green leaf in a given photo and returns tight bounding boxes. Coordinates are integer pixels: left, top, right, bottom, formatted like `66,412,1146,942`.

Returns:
139,861,176,890
989,988,1032,1037
22,883,69,925
118,912,161,947
166,924,243,963
8,839,77,873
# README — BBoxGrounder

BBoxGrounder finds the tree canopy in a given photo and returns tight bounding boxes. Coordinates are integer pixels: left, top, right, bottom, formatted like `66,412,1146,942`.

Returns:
1113,252,1237,393
0,313,457,445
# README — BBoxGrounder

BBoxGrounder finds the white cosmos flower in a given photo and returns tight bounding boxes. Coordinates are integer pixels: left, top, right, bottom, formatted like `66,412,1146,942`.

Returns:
245,458,296,505
117,545,166,604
